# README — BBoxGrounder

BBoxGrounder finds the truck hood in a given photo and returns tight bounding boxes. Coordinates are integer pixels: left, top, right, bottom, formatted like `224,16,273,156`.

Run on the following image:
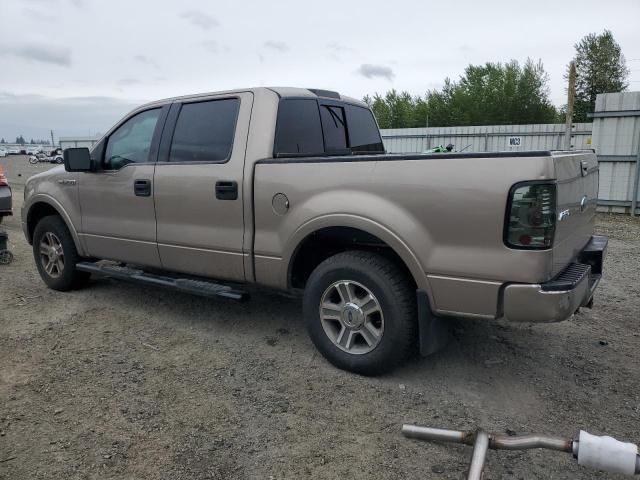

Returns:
29,165,66,182
25,165,66,191
23,165,75,211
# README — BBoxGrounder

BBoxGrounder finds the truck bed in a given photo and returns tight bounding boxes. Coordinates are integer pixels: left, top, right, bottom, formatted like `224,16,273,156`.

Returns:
252,149,597,319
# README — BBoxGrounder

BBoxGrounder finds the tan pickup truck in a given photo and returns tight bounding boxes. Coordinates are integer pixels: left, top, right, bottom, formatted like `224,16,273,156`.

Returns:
22,87,606,375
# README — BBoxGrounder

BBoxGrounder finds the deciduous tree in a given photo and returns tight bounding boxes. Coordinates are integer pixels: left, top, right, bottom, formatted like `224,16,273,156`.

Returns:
366,59,558,128
571,30,629,122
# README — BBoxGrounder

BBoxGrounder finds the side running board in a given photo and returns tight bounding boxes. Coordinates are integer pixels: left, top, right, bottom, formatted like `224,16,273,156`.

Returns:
76,261,249,301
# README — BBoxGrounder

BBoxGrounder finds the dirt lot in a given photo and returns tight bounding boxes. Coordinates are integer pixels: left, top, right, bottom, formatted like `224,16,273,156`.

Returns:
1,155,639,479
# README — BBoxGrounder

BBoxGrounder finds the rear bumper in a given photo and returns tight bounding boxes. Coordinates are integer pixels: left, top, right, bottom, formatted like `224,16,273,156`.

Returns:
503,235,607,323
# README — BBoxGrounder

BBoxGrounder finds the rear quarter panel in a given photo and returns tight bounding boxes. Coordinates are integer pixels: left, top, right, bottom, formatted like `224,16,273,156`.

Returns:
253,154,557,317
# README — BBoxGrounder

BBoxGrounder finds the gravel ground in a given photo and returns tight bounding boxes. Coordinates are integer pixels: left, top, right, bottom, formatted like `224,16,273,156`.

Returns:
1,156,639,479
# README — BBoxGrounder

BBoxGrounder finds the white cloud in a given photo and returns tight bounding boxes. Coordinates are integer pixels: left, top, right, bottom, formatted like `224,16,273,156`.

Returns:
264,41,288,53
180,10,219,30
0,42,71,67
356,64,394,81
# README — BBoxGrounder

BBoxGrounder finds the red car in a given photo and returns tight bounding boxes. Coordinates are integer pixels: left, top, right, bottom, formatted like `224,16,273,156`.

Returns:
0,166,12,224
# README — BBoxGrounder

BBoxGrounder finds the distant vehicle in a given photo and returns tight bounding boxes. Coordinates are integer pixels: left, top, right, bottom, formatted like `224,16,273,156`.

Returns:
28,153,63,165
26,146,42,155
0,148,7,157
0,166,12,224
7,147,20,155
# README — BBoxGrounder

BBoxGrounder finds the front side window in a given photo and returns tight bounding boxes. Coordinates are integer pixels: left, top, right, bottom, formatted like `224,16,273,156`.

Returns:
169,98,239,163
274,99,324,156
104,108,161,169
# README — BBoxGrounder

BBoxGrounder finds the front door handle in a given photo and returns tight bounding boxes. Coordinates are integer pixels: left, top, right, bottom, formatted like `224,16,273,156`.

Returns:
215,181,238,200
134,179,151,197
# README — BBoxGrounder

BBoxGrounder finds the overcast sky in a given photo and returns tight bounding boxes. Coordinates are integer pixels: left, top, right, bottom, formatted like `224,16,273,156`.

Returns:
1,0,639,140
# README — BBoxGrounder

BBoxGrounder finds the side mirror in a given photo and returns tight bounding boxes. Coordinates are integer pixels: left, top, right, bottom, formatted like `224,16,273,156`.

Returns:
64,147,94,172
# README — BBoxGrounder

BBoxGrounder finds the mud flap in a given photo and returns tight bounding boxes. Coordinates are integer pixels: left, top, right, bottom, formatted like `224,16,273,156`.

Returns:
417,289,449,356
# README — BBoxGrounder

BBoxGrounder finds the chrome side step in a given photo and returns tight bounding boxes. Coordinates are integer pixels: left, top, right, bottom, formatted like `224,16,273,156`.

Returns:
76,261,249,301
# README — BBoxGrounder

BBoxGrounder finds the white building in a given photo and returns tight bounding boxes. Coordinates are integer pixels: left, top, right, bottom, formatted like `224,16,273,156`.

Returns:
59,136,101,150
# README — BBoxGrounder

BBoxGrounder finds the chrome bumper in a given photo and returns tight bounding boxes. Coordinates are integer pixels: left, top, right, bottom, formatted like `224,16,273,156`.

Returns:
503,235,607,323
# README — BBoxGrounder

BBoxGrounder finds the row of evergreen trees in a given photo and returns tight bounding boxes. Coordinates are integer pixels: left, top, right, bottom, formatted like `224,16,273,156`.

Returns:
0,137,51,145
365,30,629,128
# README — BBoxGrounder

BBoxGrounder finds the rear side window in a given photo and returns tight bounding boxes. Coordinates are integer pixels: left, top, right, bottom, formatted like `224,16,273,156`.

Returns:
319,105,348,153
346,105,385,153
274,99,324,156
169,98,239,163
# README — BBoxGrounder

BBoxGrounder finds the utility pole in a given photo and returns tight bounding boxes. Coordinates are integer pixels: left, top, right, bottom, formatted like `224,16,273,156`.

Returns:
50,130,55,147
564,61,576,150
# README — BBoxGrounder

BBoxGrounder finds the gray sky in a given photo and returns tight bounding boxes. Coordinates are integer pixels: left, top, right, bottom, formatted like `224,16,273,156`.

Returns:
1,0,639,140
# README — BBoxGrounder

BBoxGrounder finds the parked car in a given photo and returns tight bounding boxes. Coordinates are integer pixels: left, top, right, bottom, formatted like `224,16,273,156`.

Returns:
7,147,19,155
0,148,7,157
21,87,606,375
0,166,12,224
26,146,42,155
30,153,63,164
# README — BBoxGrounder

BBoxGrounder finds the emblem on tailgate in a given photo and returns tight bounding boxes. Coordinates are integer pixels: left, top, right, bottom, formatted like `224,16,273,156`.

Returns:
558,209,571,221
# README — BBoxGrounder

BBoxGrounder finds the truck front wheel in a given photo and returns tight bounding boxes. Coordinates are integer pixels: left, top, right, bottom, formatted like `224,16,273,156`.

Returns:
32,215,90,291
303,250,417,375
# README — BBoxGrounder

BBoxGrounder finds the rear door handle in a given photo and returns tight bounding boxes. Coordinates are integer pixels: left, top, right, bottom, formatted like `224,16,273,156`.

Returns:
215,181,238,200
134,179,151,197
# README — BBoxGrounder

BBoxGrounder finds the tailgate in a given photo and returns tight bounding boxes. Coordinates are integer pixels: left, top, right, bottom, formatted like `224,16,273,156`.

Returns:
552,151,598,276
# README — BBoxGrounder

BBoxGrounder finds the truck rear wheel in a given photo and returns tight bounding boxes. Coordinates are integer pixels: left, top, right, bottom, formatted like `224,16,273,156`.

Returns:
32,215,90,291
303,250,417,375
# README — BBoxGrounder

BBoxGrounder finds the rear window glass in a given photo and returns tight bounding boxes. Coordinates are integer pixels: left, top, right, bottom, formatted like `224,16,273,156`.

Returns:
169,98,239,163
346,105,385,153
319,105,348,153
274,99,324,156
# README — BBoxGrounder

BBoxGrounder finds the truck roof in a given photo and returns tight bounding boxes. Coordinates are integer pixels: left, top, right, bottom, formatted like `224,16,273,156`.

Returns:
140,87,367,109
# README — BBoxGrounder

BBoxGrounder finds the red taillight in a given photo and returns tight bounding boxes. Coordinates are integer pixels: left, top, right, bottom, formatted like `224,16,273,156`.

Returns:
519,234,532,246
505,182,556,249
0,167,7,186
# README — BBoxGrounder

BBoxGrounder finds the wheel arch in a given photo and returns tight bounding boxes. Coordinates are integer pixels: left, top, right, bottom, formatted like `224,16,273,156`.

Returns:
285,215,433,307
26,197,86,256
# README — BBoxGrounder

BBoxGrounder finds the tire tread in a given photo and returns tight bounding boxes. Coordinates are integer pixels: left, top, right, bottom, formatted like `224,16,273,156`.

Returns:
304,250,417,375
33,215,90,291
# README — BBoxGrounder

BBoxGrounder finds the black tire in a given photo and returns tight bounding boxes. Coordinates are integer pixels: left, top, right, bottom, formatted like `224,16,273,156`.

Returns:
303,250,417,376
32,215,90,291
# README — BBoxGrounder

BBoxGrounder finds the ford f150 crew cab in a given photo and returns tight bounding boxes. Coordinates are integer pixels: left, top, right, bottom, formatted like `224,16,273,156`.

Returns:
22,87,607,375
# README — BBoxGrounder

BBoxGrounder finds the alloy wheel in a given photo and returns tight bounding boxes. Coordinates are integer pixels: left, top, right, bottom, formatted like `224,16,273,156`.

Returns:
39,232,65,278
319,280,384,354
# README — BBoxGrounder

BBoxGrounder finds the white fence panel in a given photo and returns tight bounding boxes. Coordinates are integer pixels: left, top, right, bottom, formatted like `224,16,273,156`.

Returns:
381,123,593,154
380,104,640,215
